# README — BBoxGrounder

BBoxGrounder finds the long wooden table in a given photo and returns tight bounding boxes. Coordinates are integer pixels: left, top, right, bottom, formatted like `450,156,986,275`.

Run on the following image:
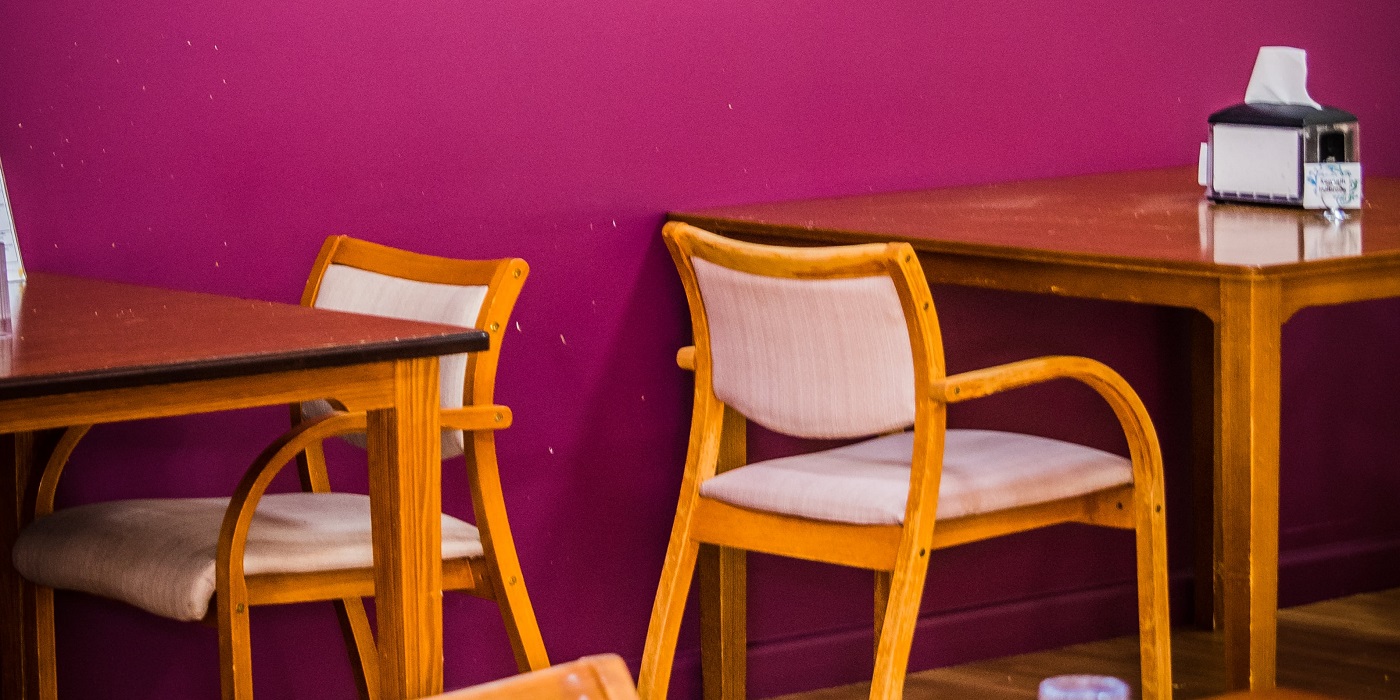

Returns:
670,167,1400,693
0,272,489,699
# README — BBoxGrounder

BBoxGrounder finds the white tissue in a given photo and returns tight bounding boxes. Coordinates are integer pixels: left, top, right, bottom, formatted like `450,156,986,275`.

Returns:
1244,46,1321,109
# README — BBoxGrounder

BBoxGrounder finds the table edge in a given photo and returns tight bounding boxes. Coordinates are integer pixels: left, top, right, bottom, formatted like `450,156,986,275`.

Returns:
667,212,1400,279
0,331,488,401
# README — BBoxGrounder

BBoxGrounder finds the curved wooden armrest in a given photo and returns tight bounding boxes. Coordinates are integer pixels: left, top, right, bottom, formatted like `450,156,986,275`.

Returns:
31,425,95,519
441,405,513,431
931,355,1163,480
677,345,696,371
932,356,1134,405
219,411,370,578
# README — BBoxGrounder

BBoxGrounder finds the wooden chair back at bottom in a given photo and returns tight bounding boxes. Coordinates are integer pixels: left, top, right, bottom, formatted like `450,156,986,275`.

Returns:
426,655,638,700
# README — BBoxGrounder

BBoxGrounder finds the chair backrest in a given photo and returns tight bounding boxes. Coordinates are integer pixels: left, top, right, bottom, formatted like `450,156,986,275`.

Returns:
425,654,639,700
662,222,944,440
299,235,528,457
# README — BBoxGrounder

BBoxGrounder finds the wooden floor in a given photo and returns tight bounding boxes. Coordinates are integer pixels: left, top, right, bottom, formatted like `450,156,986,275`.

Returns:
774,588,1400,700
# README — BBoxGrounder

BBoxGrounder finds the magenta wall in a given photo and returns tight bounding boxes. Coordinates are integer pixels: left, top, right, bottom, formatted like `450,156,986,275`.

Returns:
4,1,1400,698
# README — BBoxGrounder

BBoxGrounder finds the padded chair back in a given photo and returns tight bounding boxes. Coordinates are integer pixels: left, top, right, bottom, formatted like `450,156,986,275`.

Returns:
299,236,525,457
670,224,945,440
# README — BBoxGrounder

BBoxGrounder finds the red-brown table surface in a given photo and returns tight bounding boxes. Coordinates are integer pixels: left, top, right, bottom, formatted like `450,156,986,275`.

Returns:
1,272,489,699
671,167,1400,693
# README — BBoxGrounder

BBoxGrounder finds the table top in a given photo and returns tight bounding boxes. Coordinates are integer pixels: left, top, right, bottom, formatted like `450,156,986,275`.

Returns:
673,167,1400,273
0,272,489,400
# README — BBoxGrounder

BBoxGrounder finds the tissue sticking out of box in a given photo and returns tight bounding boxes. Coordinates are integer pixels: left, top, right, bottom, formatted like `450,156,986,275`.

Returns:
1244,46,1321,109
1203,45,1361,210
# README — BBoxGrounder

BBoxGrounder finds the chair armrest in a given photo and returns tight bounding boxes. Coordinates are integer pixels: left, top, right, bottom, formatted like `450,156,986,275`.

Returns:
219,411,370,580
677,346,696,371
930,355,1163,485
31,425,94,519
932,356,1136,406
441,405,513,431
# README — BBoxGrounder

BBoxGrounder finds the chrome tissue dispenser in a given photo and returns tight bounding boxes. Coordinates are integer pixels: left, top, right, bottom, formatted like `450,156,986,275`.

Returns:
1206,103,1360,209
1203,47,1361,211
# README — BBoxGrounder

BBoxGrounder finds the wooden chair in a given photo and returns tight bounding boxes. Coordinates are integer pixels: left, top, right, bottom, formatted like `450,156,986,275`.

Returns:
12,235,550,699
425,654,638,700
639,222,1172,700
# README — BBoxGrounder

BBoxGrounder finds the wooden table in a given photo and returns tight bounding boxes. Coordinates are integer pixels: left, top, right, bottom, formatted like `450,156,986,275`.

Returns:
670,167,1400,693
0,272,489,699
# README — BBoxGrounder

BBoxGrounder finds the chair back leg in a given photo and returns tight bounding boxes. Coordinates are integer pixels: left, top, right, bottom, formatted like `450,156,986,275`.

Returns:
333,597,382,700
873,570,892,659
637,519,702,700
489,568,550,673
868,543,932,700
465,436,550,673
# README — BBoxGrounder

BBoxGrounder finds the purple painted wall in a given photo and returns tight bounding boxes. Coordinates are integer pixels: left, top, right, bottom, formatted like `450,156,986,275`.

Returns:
4,1,1400,698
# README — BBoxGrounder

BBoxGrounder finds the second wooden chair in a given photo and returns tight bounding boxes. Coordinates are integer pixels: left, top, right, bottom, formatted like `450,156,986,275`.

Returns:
13,235,550,699
639,222,1172,700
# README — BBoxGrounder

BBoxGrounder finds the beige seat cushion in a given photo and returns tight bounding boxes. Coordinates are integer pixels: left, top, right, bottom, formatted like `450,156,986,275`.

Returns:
12,492,484,622
698,429,1133,525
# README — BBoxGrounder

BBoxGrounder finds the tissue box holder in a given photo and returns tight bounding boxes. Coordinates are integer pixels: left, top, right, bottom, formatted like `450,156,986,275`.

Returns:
1207,103,1360,210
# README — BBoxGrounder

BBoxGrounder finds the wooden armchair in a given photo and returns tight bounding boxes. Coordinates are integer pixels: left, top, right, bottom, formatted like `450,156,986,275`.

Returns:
12,235,549,699
638,222,1172,700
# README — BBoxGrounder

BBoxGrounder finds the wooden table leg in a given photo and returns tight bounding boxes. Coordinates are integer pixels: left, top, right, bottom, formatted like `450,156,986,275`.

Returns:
1216,278,1282,691
2,430,60,700
1191,310,1220,630
368,357,444,700
700,408,747,700
2,432,33,700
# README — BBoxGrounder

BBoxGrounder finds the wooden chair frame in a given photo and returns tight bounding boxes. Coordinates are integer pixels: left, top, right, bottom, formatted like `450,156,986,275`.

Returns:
22,235,549,700
638,222,1171,700
424,654,638,700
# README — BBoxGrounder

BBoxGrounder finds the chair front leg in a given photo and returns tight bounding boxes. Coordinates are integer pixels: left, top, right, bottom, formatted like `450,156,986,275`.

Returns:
1134,481,1173,700
29,581,57,700
217,589,255,700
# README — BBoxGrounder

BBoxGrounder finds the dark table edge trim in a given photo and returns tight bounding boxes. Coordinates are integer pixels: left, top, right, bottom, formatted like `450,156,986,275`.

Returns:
0,331,488,401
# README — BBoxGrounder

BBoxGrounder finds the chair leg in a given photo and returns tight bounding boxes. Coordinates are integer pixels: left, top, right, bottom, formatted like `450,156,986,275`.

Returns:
637,521,702,700
873,570,891,660
217,593,255,700
486,551,550,673
31,583,58,700
1134,488,1173,700
333,597,381,700
699,544,746,700
868,547,931,700
464,436,550,672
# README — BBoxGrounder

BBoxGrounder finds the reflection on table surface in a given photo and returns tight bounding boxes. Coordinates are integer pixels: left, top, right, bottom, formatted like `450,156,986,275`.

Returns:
1201,201,1363,265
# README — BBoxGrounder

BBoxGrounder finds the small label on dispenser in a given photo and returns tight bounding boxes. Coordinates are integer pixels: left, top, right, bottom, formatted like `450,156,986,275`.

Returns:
1303,162,1362,210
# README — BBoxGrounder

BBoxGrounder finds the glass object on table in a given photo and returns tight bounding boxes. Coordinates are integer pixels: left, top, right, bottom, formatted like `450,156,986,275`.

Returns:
1,241,10,337
1039,674,1131,700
